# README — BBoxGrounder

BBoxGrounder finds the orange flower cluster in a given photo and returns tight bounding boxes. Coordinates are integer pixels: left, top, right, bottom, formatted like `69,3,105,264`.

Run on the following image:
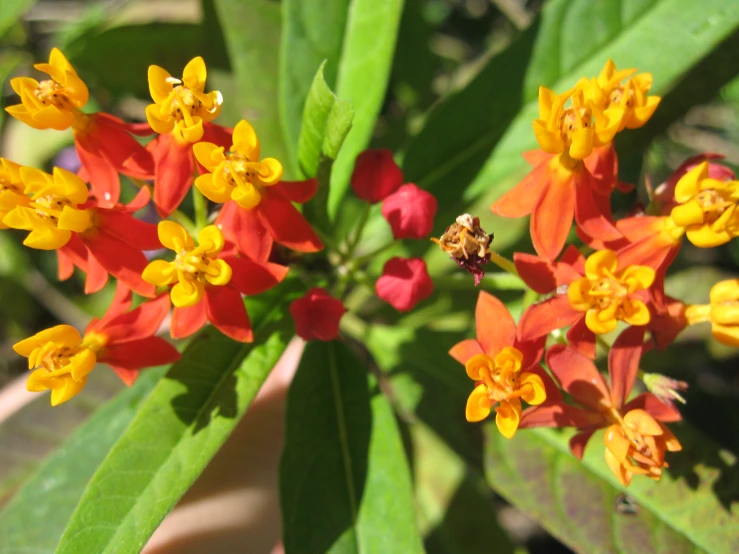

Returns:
450,60,739,488
4,49,328,404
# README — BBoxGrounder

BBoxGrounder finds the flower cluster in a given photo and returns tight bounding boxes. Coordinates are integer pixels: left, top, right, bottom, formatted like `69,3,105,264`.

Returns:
4,49,329,404
449,59,739,488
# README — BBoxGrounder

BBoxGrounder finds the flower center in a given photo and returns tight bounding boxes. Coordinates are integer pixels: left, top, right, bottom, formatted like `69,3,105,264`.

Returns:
172,238,222,284
608,84,635,109
695,188,733,223
474,352,528,403
222,152,263,190
32,194,73,223
169,86,203,124
0,178,22,195
34,79,73,110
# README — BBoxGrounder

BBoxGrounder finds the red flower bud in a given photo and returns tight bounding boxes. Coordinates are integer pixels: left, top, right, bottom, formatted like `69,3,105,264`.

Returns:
376,257,433,312
289,287,346,341
381,183,437,239
351,149,403,203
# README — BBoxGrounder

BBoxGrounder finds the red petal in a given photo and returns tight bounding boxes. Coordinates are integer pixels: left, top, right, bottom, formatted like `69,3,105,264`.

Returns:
519,403,602,429
289,287,346,341
123,121,156,136
84,233,155,297
101,336,180,370
57,235,88,281
205,286,253,342
517,295,581,342
624,393,682,422
521,149,553,167
202,122,233,149
546,344,612,411
99,293,171,344
85,248,110,294
88,281,134,333
57,248,74,280
381,183,437,240
584,143,619,195
110,366,140,386
526,363,563,403
559,244,586,274
75,136,119,208
375,257,434,312
217,201,273,263
171,302,207,340
151,134,194,218
96,210,161,251
608,326,646,409
569,429,597,460
573,171,622,243
449,339,484,365
475,291,516,357
258,190,323,253
272,178,318,204
225,255,288,296
514,334,547,371
514,253,558,293
351,149,404,203
566,317,596,359
491,160,549,218
89,113,155,180
531,171,575,260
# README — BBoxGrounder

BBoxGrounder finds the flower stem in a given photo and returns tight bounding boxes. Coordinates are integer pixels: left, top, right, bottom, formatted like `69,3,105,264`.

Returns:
351,241,395,267
192,185,208,230
342,203,372,262
488,250,518,276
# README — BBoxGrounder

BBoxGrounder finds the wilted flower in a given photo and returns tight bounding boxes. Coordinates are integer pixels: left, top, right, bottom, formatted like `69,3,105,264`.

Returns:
432,214,491,285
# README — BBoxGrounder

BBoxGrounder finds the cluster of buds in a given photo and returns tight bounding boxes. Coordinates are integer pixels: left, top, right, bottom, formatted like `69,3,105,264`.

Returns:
449,59,739,489
2,49,341,404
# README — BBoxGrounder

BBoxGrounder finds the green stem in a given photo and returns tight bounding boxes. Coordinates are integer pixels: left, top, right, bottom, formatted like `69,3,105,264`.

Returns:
351,241,395,267
169,210,197,237
342,203,372,262
192,185,208,230
488,250,518,276
434,272,527,292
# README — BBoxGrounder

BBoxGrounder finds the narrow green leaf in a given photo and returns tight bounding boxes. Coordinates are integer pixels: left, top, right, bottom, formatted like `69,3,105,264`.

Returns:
213,0,291,172
0,367,164,553
485,424,739,553
279,0,350,169
280,341,424,554
299,62,354,233
327,0,405,218
403,0,739,228
55,295,295,554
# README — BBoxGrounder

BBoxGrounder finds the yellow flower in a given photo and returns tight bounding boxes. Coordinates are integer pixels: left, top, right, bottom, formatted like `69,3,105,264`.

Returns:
142,221,232,308
465,348,546,438
5,48,89,132
568,250,655,334
579,60,661,132
193,119,283,209
2,166,91,250
603,409,681,487
685,279,739,346
533,86,621,160
145,56,222,144
13,325,102,406
0,158,29,229
670,162,739,248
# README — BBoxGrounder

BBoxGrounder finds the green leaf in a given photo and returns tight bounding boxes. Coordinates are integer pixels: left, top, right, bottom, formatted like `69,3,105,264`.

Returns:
56,297,294,554
298,62,354,233
402,0,739,233
214,0,292,174
328,0,405,218
280,341,424,554
279,0,350,170
485,424,739,553
0,371,124,509
0,367,164,553
0,0,35,38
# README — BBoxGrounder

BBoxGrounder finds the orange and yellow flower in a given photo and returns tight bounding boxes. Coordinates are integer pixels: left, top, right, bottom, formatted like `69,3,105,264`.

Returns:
0,158,29,228
685,279,739,346
13,292,178,405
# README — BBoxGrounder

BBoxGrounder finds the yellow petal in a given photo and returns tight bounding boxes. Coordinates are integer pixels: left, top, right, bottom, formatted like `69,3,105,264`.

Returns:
177,118,204,143
49,48,73,73
711,322,739,347
494,346,523,372
58,206,91,233
145,103,175,135
519,372,546,405
198,225,225,253
62,69,89,108
619,265,655,291
686,224,731,248
674,162,707,203
14,324,81,356
194,173,232,204
24,227,72,250
205,258,232,287
585,308,618,334
54,166,89,205
603,424,630,462
148,65,175,104
532,120,564,154
465,354,493,381
257,158,283,186
232,183,262,210
465,383,492,422
69,348,97,380
50,375,87,406
622,299,651,326
604,444,633,487
193,142,224,172
158,220,193,251
626,95,660,129
568,127,594,160
495,398,522,439
670,200,704,227
710,279,739,304
624,409,662,435
142,260,178,286
171,279,204,308
182,56,207,92
585,250,618,280
567,277,592,311
27,368,52,392
232,119,260,160
33,105,76,131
